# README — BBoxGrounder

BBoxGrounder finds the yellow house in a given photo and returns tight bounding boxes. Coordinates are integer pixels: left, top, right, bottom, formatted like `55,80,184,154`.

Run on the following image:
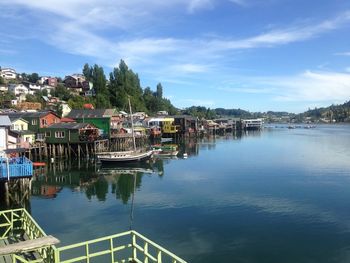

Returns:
9,117,29,131
162,118,178,134
9,116,35,146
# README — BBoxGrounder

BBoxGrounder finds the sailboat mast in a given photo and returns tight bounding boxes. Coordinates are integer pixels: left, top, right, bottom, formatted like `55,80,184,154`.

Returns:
128,97,137,151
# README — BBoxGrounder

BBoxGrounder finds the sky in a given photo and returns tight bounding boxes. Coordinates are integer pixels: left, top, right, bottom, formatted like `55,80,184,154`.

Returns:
0,0,350,113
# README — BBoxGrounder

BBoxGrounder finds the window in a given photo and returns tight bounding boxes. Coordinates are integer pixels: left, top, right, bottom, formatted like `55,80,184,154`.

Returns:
41,119,47,126
32,119,37,125
45,132,51,137
55,131,65,138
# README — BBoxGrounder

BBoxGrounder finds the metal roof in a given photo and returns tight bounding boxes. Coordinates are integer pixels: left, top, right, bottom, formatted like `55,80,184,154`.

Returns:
0,116,11,126
68,109,117,119
47,123,96,129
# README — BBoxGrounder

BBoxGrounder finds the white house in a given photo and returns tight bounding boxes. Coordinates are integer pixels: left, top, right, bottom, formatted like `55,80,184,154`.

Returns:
8,83,29,96
0,85,8,92
0,115,11,151
0,68,17,80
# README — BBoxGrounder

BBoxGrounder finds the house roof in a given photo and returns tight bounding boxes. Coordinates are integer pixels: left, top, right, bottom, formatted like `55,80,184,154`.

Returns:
47,122,96,130
60,117,75,123
3,111,59,119
0,116,11,126
68,109,117,119
11,130,35,135
8,116,29,123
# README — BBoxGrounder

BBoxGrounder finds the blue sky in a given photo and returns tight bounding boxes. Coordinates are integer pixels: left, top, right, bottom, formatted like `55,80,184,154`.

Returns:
1,0,350,113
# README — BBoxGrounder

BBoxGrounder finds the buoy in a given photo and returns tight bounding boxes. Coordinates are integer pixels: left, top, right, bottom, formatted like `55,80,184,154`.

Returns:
33,162,46,167
50,158,54,163
183,153,188,159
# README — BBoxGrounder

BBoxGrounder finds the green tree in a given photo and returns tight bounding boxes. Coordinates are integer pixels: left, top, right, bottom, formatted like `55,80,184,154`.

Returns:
156,83,163,98
0,76,4,85
28,73,40,83
95,93,110,108
82,63,92,81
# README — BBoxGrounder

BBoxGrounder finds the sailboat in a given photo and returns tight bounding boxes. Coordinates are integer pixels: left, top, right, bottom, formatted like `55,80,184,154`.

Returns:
97,99,153,163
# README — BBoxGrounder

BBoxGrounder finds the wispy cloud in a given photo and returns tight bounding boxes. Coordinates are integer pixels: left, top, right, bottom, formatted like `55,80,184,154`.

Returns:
222,70,350,103
335,51,350,56
218,87,275,94
176,99,215,107
2,1,350,68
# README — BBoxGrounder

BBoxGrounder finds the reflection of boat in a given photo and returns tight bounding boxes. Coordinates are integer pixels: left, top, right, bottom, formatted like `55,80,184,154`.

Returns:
152,144,179,157
98,162,155,175
97,98,153,163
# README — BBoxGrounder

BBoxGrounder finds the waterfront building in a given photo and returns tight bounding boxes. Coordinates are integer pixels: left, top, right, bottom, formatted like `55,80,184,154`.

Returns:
4,111,61,140
241,119,263,130
67,109,118,138
41,122,100,144
173,115,198,135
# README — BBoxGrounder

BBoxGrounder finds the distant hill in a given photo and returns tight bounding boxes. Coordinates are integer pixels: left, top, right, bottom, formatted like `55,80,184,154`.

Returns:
296,100,350,122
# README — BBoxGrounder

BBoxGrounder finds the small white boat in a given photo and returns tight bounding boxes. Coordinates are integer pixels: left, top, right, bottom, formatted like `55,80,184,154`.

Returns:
97,150,153,163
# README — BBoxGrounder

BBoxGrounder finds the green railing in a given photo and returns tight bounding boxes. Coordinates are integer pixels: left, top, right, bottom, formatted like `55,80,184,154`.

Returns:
56,230,186,263
0,209,187,263
0,208,56,262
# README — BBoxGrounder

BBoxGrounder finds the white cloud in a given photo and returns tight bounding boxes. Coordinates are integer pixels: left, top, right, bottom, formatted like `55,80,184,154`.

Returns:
188,0,214,13
345,67,350,72
229,0,248,6
336,52,350,56
227,70,350,102
218,87,275,94
170,63,210,73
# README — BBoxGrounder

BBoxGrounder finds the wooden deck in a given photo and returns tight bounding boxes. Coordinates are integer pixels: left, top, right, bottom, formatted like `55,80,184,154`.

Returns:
0,238,13,263
0,234,48,262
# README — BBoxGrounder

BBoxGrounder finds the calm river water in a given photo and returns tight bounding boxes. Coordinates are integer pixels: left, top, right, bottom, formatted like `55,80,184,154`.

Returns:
27,125,350,262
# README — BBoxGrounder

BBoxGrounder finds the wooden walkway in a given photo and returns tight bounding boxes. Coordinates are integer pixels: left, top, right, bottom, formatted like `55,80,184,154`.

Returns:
0,238,12,263
0,234,49,262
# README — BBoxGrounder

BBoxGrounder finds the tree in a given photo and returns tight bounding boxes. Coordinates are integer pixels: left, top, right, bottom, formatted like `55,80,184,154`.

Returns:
0,76,4,85
156,83,163,98
95,93,110,108
52,84,71,101
82,63,92,81
28,73,39,83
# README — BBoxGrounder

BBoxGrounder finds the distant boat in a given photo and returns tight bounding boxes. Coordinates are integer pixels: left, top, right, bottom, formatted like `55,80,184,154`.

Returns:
97,98,153,163
152,144,179,157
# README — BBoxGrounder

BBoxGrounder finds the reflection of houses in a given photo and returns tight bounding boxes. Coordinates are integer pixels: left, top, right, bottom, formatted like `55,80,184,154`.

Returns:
42,123,100,144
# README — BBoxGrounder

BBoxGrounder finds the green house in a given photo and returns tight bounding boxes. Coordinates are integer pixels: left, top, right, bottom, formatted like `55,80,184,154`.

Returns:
42,123,99,144
67,109,118,138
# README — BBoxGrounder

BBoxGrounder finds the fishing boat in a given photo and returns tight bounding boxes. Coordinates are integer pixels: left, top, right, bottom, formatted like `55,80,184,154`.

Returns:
97,99,153,163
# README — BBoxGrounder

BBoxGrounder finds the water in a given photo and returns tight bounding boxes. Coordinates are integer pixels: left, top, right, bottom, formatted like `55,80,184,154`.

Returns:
25,125,350,262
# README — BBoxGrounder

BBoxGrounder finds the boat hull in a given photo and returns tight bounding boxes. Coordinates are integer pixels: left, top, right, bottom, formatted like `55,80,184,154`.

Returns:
97,151,153,163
